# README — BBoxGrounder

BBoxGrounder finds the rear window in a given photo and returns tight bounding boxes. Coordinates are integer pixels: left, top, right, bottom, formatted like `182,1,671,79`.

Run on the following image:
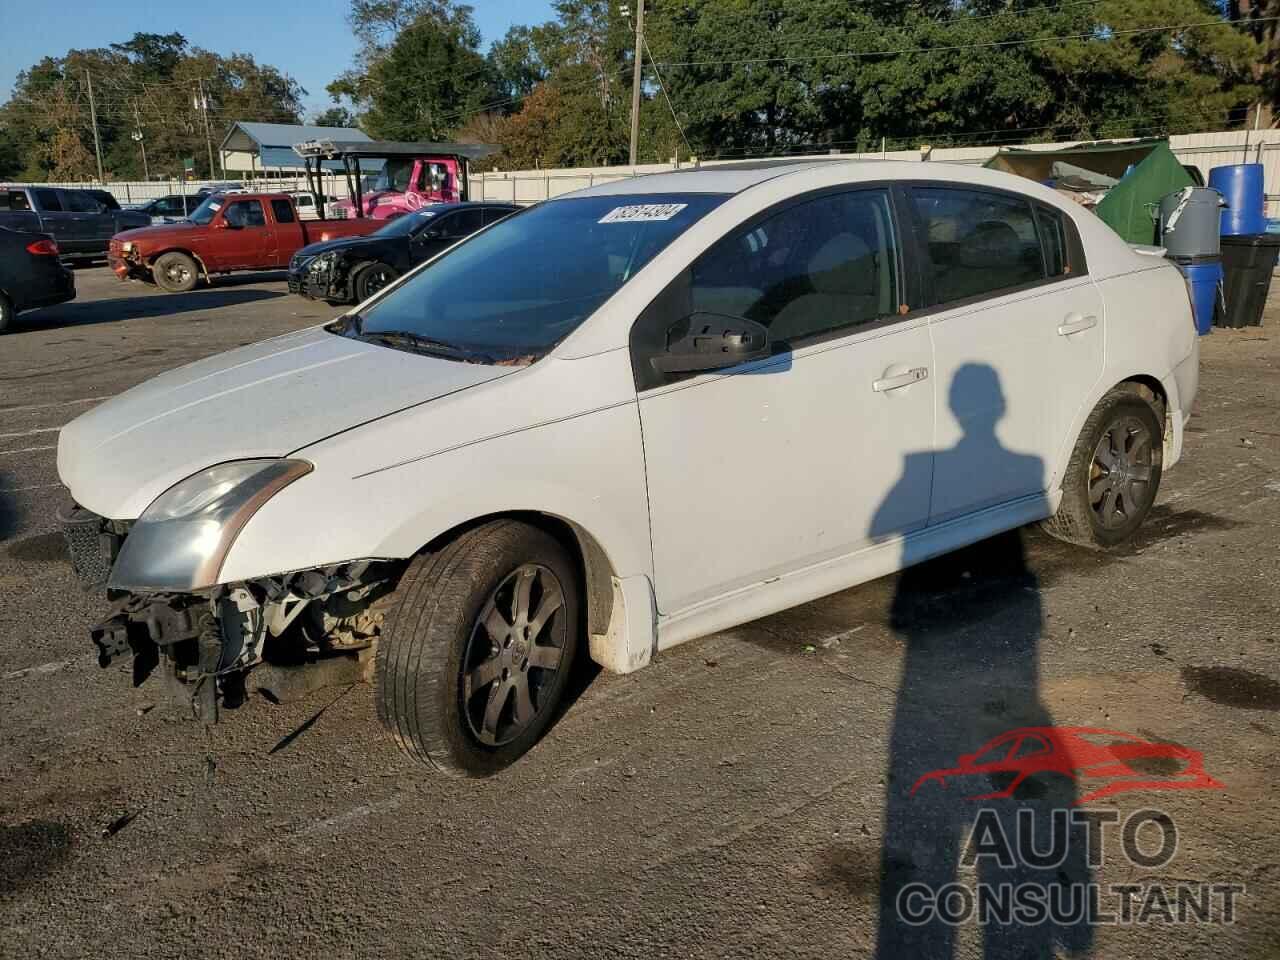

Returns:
34,189,62,212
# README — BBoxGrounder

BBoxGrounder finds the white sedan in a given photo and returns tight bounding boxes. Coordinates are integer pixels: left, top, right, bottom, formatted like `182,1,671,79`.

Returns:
57,160,1198,775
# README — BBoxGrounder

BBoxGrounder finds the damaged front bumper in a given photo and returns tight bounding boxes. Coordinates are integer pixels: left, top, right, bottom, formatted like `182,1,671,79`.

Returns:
287,256,351,303
60,500,399,722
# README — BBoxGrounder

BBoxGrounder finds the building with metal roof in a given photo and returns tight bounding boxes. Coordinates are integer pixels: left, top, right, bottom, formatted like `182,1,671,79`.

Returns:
219,122,384,175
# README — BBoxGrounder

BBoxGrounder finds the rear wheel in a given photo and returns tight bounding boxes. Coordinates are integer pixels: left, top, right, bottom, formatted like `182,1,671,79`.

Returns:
352,262,398,302
1042,385,1164,547
376,520,579,776
0,293,12,334
152,251,199,293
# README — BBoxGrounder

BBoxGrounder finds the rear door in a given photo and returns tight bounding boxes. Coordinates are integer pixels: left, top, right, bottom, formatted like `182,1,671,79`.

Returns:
32,189,82,252
908,185,1104,524
268,198,302,266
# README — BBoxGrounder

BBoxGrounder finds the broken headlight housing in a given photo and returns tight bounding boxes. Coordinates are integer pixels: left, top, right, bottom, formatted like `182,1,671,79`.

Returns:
108,459,312,592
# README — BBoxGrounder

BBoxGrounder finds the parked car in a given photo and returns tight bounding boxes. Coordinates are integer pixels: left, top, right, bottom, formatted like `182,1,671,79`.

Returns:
0,226,75,333
57,161,1198,776
107,191,383,292
288,190,339,220
129,193,204,224
0,186,150,258
288,201,520,303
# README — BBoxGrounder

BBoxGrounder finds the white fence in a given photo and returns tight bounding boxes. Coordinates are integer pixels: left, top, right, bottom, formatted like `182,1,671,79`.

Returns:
11,129,1279,215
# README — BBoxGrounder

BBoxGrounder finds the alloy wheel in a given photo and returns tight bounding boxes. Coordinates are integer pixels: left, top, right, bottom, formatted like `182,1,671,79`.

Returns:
1089,415,1155,530
462,563,568,747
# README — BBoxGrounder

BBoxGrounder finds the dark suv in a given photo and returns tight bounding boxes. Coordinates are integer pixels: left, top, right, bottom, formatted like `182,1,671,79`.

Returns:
0,186,150,257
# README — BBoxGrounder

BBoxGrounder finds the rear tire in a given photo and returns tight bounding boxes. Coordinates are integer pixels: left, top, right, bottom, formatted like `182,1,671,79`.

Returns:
352,262,398,302
1041,385,1164,548
152,251,199,293
0,293,12,334
376,520,579,777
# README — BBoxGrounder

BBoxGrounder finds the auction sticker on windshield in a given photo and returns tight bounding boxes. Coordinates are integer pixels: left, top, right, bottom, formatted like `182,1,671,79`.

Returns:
598,203,688,223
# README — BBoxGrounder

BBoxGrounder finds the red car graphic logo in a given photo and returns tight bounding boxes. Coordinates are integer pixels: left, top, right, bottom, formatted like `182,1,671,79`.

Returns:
910,726,1224,805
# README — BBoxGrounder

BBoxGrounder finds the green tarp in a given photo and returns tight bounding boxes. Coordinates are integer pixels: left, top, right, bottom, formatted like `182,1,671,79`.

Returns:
984,138,1194,245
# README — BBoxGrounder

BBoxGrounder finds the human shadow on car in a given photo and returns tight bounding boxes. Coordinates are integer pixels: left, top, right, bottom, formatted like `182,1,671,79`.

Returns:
871,363,1093,960
12,289,285,332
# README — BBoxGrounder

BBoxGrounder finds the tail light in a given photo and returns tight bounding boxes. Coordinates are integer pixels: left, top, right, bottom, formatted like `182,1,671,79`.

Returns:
26,238,59,256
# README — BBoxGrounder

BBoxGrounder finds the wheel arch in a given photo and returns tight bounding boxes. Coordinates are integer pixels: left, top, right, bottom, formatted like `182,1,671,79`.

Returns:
1051,372,1172,496
147,247,210,281
414,509,617,641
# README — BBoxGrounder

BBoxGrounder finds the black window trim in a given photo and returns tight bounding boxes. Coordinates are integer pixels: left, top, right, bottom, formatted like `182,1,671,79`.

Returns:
900,181,1090,318
630,181,925,392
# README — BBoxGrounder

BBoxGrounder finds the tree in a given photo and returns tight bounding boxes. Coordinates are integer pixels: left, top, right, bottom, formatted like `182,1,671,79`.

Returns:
310,106,357,128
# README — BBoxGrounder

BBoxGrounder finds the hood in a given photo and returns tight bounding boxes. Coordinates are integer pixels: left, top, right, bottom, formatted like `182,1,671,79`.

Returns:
296,233,398,261
113,221,206,245
58,327,515,519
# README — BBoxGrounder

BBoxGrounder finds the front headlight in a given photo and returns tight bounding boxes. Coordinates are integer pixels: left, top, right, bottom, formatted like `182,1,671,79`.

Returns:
108,459,312,591
121,241,134,253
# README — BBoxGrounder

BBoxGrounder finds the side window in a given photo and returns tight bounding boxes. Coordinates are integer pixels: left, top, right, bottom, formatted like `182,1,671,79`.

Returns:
65,191,102,213
34,189,63,212
271,199,296,223
689,189,901,344
1034,204,1071,278
225,200,266,227
482,206,515,226
448,208,484,237
911,187,1044,305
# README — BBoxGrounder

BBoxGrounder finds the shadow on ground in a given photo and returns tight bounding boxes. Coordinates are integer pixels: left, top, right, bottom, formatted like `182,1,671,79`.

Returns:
13,288,286,333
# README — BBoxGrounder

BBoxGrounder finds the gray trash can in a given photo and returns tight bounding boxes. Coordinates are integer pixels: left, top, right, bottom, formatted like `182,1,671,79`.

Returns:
1159,187,1226,259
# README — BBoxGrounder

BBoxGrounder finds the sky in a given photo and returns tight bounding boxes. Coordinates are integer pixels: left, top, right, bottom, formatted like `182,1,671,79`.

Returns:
0,0,558,116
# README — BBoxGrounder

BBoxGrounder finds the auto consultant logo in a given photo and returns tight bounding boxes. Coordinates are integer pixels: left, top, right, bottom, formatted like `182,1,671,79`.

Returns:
909,725,1224,805
892,726,1239,931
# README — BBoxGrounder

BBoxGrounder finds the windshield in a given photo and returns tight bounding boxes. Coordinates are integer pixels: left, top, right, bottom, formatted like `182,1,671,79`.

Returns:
374,159,414,194
373,207,441,238
335,193,727,361
188,194,223,225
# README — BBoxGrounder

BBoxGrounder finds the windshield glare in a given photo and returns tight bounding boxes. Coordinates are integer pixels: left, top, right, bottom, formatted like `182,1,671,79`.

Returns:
341,193,727,360
373,208,439,238
375,159,414,193
189,195,223,225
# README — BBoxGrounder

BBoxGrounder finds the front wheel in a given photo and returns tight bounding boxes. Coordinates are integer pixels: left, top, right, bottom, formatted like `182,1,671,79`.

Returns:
376,520,579,776
1042,385,1164,548
152,251,199,293
0,293,12,334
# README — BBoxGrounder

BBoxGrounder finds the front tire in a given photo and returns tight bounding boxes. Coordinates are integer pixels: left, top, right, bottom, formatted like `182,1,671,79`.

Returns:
0,293,12,334
1042,385,1164,547
352,262,398,302
376,520,579,776
152,251,199,293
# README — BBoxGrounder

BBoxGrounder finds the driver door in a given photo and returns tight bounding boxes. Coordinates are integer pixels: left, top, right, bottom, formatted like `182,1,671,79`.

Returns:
634,188,936,614
208,199,274,270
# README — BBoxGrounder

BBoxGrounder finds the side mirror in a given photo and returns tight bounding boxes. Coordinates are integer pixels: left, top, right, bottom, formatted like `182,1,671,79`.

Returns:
651,312,770,375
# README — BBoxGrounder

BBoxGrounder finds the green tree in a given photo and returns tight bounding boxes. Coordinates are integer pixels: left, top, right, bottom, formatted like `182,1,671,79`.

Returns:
311,106,357,128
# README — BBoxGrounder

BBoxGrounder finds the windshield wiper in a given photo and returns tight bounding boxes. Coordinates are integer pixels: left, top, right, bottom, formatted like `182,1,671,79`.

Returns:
356,329,497,363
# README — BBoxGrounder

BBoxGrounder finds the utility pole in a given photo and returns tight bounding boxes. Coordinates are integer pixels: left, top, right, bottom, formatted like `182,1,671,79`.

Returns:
628,0,645,167
131,100,149,181
197,79,217,178
84,69,105,182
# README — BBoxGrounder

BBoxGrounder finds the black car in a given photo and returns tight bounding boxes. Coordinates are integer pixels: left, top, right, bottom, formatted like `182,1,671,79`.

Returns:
287,201,520,304
128,193,203,223
0,226,76,333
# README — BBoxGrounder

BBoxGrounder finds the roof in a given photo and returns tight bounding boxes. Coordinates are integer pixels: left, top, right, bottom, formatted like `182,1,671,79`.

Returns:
293,139,499,161
560,159,880,197
221,122,377,172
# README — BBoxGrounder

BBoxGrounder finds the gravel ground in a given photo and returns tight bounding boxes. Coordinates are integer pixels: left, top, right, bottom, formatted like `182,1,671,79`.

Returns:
1,267,1278,959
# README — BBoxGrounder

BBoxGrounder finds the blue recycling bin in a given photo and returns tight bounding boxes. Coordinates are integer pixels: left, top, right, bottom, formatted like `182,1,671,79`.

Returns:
1172,256,1223,336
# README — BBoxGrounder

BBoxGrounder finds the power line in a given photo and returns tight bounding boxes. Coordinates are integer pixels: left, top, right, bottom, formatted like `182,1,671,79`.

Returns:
642,32,693,161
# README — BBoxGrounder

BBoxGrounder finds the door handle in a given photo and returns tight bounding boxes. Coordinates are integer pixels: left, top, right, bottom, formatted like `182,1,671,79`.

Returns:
1058,313,1098,336
873,367,929,392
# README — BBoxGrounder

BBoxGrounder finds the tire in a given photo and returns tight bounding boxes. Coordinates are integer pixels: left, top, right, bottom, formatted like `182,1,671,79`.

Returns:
352,262,398,302
152,251,199,293
376,520,580,777
0,293,12,334
1041,384,1164,548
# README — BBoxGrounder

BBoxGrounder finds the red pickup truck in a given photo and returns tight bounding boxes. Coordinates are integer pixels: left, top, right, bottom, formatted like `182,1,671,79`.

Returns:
108,192,381,292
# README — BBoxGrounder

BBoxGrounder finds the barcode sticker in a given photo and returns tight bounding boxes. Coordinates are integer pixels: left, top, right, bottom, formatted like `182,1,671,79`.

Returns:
598,203,688,224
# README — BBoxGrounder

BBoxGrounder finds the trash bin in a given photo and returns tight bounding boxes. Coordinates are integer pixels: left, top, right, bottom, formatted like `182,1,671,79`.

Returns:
1159,187,1224,258
1218,234,1280,328
1171,255,1222,336
1208,164,1266,236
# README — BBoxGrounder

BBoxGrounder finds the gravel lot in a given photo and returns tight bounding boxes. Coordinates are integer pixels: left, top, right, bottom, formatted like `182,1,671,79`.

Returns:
1,266,1278,959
